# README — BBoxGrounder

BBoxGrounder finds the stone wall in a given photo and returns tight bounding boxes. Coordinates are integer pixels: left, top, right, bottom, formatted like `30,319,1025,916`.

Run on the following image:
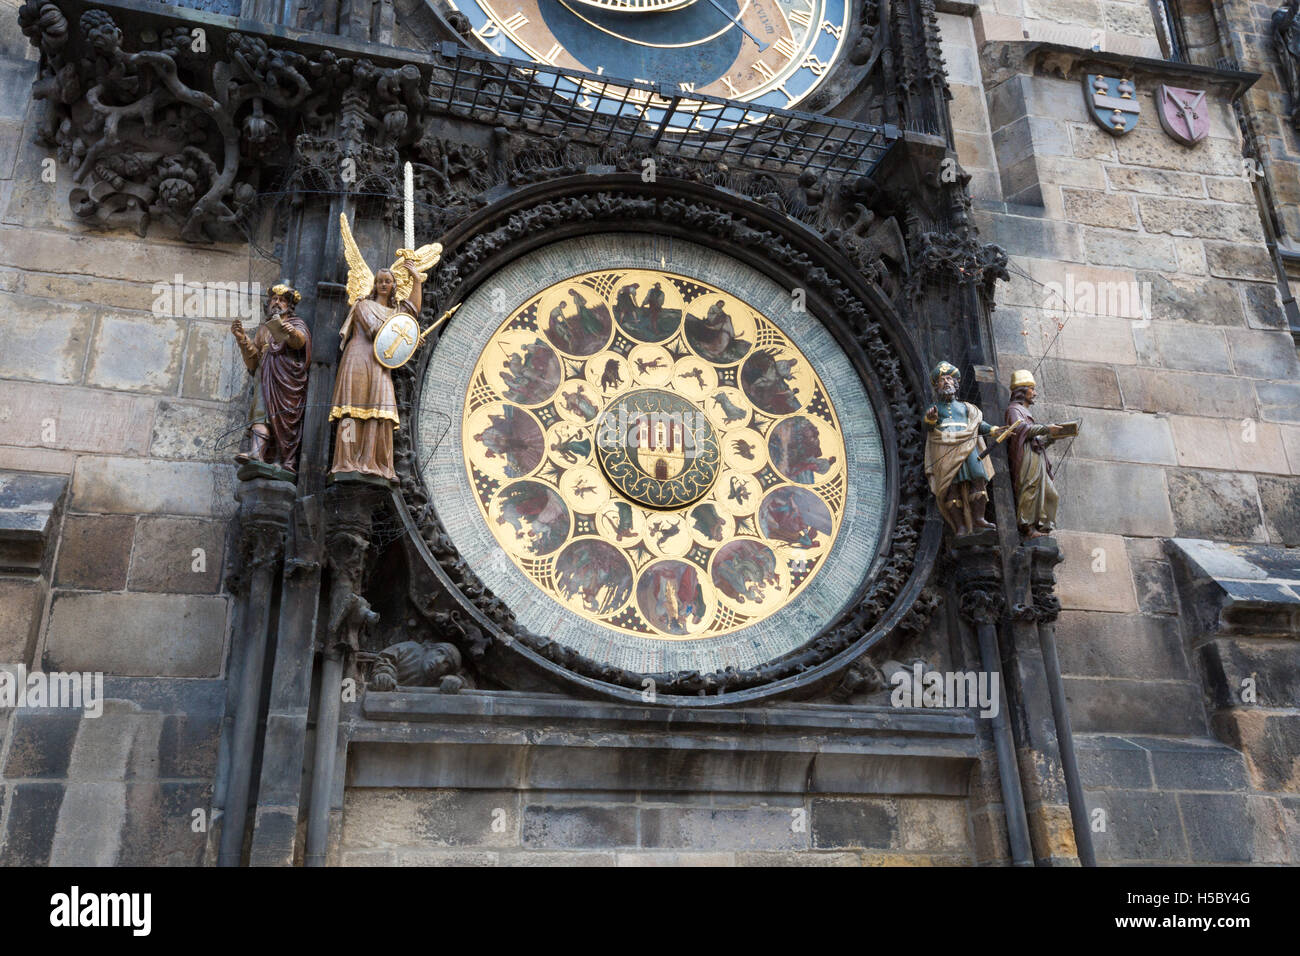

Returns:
945,1,1300,863
337,789,976,865
0,4,272,864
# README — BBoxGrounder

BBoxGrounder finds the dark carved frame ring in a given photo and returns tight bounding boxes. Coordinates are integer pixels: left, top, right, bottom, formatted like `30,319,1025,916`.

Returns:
390,174,940,705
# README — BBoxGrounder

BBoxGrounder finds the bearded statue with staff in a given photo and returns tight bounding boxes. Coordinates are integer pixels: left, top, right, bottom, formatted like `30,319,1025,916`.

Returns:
329,204,448,483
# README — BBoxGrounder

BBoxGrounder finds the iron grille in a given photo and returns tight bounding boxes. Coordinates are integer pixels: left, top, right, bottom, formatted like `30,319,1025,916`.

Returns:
429,42,899,182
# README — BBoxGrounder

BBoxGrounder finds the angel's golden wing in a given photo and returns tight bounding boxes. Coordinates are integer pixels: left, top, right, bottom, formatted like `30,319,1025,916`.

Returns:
390,242,442,304
339,213,375,306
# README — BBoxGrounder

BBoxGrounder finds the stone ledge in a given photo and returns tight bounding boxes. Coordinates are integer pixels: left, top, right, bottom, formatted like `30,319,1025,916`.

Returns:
347,692,979,797
0,470,68,574
1169,537,1300,638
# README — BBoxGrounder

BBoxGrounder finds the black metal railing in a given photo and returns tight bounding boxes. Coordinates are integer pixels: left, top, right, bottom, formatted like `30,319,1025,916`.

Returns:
429,42,899,182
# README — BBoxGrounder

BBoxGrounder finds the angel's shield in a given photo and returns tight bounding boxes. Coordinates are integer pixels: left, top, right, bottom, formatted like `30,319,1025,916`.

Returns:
374,313,422,369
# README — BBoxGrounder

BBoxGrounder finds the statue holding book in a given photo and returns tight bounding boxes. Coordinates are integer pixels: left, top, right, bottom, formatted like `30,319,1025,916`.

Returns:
232,282,311,480
1003,369,1078,539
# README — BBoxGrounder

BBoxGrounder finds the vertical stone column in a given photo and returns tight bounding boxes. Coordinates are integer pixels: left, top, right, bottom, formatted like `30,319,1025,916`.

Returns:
304,483,381,866
1027,539,1096,866
952,530,1033,866
217,477,295,866
997,536,1080,866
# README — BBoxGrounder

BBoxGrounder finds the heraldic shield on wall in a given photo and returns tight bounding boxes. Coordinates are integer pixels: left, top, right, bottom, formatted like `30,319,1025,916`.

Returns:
1084,73,1141,135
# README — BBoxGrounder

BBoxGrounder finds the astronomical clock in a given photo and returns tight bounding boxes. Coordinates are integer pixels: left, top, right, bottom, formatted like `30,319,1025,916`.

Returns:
416,229,909,692
443,0,851,110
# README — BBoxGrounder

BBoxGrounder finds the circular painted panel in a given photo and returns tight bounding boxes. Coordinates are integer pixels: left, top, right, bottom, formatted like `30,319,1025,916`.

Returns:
419,235,886,674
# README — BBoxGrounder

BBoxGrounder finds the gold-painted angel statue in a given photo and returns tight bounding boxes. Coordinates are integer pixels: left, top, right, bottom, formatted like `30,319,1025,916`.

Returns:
328,213,441,483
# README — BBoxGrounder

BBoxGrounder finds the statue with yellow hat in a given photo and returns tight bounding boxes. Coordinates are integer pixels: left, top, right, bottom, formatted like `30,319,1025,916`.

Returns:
1003,369,1079,539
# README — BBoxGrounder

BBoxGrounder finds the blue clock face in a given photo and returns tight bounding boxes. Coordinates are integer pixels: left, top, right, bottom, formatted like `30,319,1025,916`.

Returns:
450,0,850,111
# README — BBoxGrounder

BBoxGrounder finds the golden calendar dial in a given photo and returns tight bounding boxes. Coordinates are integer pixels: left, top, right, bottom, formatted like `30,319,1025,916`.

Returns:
419,235,886,676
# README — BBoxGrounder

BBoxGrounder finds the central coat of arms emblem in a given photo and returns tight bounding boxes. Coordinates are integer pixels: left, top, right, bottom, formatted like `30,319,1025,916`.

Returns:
596,389,721,509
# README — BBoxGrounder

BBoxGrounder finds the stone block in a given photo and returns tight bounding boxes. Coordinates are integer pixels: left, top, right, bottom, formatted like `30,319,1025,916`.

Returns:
1083,228,1178,271
1104,166,1204,198
948,83,992,138
116,780,211,865
522,805,637,849
1054,531,1140,613
1103,0,1158,36
3,708,82,779
1116,368,1256,419
976,210,1085,262
44,591,228,677
1174,238,1206,275
0,231,267,290
1137,271,1244,326
1138,195,1248,247
1085,790,1188,862
48,781,127,866
1283,425,1300,474
736,851,860,866
1055,459,1175,537
1141,740,1249,792
1177,793,1260,863
1074,735,1153,790
640,806,805,851
181,321,247,403
1197,637,1300,710
1258,381,1300,424
1227,328,1300,379
0,576,44,665
897,798,971,853
69,456,222,517
1062,188,1137,229
85,312,186,395
1067,408,1177,465
810,797,897,849
150,400,234,462
1033,314,1139,365
1035,156,1107,190
341,789,520,849
0,292,95,385
128,516,225,594
985,74,1028,134
54,513,135,590
497,851,617,866
0,782,64,865
1258,475,1300,546
1127,553,1179,616
1212,710,1300,793
1206,176,1255,205
1033,358,1123,408
20,273,163,312
1065,677,1208,736
937,14,981,86
1115,129,1250,176
0,381,154,455
1069,122,1116,161
1204,241,1276,281
1133,324,1231,375
1239,280,1288,330
1167,469,1265,542
1056,610,1189,680
0,446,75,475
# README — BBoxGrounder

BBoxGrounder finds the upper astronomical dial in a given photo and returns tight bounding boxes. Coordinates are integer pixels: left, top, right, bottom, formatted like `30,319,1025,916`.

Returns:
450,0,850,110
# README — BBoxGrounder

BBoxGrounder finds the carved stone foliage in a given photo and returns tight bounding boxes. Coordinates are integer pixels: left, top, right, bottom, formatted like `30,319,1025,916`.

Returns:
386,184,936,700
18,2,430,239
